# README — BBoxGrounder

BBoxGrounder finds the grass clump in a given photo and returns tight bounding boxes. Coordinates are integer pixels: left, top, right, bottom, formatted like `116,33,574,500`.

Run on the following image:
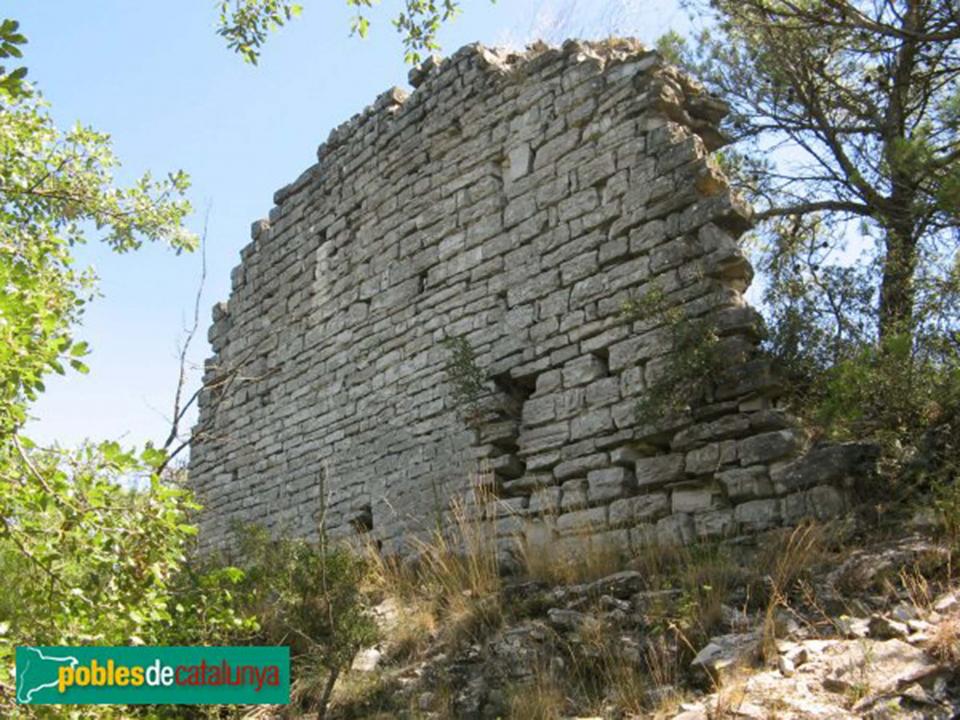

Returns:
366,474,503,655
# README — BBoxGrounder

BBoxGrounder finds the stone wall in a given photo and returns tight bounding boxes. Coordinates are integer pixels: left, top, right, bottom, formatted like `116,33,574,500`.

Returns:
189,40,871,559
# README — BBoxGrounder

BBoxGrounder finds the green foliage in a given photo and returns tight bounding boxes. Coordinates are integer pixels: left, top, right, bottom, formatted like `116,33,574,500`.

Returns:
216,0,303,65
666,0,960,341
442,335,488,423
933,472,960,554
216,0,494,65
812,335,959,443
622,289,722,421
0,18,28,100
224,526,378,716
654,1,960,508
155,563,259,647
0,442,214,717
0,54,194,439
0,22,215,718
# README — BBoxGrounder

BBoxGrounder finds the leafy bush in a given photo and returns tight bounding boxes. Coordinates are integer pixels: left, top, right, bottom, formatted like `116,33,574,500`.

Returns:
222,525,379,719
811,334,960,445
0,442,252,719
621,288,723,421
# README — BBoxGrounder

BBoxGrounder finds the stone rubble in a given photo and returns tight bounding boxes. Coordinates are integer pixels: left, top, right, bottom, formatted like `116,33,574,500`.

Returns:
341,533,959,719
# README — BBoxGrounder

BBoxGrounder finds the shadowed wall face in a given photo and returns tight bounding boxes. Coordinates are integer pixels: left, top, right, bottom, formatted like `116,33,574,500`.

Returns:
191,40,854,559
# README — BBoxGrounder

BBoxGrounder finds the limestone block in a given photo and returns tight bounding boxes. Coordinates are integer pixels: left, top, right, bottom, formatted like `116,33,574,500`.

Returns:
554,452,608,482
671,482,723,514
734,498,781,532
782,485,848,524
506,143,533,182
588,528,631,558
634,454,685,489
694,509,736,540
570,407,614,440
738,429,805,467
587,466,636,503
656,513,696,546
529,486,562,515
685,440,737,475
717,466,773,501
562,354,608,387
609,493,670,527
557,506,608,535
560,478,590,512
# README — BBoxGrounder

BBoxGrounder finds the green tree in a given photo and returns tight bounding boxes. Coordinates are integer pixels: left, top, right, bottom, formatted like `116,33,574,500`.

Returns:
224,526,378,720
0,23,195,441
0,19,214,713
216,0,475,64
663,0,959,345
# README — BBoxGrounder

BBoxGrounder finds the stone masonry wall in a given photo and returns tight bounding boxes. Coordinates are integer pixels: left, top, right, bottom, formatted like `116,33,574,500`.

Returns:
189,40,873,559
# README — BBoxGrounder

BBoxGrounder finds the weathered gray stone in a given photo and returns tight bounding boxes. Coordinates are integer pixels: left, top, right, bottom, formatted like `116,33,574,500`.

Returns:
553,452,608,481
734,499,781,531
529,486,562,515
562,355,607,387
557,506,608,535
609,493,670,527
656,513,696,546
782,485,848,524
694,509,735,540
685,440,737,475
634,454,686,489
560,478,590,512
587,466,636,503
671,482,723,513
739,429,805,467
717,466,773,501
771,442,878,495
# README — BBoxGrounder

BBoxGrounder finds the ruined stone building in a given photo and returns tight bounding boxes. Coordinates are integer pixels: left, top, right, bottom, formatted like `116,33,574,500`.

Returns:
189,40,872,559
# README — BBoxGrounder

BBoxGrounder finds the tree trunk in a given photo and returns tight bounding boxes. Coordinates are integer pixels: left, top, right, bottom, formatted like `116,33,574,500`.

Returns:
878,222,919,341
316,666,340,720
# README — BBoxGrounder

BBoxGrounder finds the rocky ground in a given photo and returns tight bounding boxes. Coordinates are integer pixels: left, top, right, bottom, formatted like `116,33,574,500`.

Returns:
321,524,960,719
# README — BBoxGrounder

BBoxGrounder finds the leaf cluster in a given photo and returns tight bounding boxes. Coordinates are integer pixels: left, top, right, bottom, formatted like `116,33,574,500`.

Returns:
622,289,724,421
0,18,27,100
217,0,495,65
0,62,195,438
216,0,303,65
441,335,488,423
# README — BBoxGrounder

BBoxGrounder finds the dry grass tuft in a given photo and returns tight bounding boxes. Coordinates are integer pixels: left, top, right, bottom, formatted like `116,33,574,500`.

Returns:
519,532,624,585
365,469,503,652
505,667,568,720
928,610,960,664
758,523,827,661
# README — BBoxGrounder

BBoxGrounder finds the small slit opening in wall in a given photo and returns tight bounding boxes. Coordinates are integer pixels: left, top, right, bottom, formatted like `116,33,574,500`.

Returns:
350,503,373,534
492,371,536,414
590,348,610,375
418,270,429,294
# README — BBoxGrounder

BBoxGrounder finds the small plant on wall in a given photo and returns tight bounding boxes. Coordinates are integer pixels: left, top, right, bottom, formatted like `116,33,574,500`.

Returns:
622,287,723,421
441,335,488,425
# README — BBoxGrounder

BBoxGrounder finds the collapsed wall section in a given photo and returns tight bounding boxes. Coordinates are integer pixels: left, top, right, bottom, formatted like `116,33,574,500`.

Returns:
189,40,870,558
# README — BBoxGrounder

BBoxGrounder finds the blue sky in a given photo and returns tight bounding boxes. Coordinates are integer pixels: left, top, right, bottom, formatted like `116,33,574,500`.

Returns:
16,0,686,449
